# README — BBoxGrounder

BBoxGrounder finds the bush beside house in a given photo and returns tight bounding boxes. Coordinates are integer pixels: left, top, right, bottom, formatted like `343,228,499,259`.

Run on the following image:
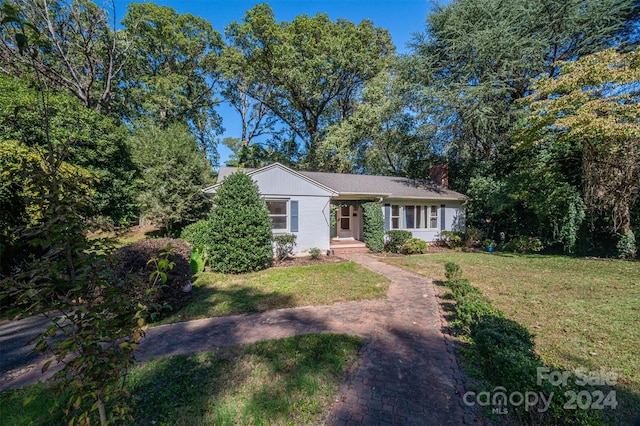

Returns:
208,172,273,273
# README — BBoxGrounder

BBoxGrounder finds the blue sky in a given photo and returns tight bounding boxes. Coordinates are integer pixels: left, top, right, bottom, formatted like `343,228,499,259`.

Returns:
114,1,442,165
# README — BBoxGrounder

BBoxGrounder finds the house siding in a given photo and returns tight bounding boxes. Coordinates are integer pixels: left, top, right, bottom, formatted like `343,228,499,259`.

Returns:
251,166,333,197
248,167,333,254
383,201,465,242
274,195,331,253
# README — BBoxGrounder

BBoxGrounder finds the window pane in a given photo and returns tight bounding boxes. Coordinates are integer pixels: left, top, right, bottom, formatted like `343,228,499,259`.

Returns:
267,201,287,215
431,206,437,216
340,217,350,230
340,206,350,216
391,205,399,216
416,207,422,228
271,216,287,229
430,217,437,229
405,206,415,229
392,218,399,229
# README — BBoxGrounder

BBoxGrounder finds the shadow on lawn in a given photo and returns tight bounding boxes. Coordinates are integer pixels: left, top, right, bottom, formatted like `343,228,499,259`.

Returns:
128,334,363,425
160,281,297,324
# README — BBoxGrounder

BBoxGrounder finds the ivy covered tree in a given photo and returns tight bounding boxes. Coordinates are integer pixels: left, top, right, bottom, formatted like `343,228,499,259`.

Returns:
208,172,273,273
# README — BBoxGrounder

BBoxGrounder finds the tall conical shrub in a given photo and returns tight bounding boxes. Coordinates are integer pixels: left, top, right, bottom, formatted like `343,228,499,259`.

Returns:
209,172,273,273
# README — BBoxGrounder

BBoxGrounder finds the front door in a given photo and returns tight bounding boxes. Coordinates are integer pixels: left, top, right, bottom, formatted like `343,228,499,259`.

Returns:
337,205,352,239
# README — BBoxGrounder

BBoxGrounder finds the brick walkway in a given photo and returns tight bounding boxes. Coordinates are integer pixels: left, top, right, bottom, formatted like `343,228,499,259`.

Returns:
1,254,474,425
137,254,473,425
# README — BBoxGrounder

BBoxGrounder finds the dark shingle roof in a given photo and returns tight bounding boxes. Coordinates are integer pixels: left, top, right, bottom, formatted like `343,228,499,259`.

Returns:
215,164,466,201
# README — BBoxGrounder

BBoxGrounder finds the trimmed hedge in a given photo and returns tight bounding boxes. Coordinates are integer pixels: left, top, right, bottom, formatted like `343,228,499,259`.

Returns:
362,202,384,253
442,263,606,425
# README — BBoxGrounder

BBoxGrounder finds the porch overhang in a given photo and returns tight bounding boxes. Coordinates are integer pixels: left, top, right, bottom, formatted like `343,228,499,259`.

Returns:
331,192,392,202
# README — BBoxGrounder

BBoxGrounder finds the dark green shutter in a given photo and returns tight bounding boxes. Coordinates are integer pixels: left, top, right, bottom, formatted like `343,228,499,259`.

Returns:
291,200,299,232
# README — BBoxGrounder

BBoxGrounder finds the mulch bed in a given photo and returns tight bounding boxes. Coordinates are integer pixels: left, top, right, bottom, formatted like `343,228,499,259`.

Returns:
273,255,346,268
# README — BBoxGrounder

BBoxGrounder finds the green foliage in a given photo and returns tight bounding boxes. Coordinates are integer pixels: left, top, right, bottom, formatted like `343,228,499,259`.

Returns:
446,278,481,300
384,230,412,253
472,316,536,359
320,69,435,176
0,140,96,275
273,233,297,261
401,238,428,254
438,230,466,249
444,262,462,281
617,231,637,259
1,187,145,425
224,4,394,168
482,239,496,250
0,75,138,224
189,248,206,275
362,202,385,253
503,236,543,254
208,172,273,273
112,238,192,322
519,48,640,239
121,3,223,157
450,292,503,332
128,122,215,235
308,247,322,260
180,219,214,248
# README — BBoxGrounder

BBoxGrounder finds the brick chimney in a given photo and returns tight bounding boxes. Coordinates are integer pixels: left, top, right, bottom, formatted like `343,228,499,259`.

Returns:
430,164,448,188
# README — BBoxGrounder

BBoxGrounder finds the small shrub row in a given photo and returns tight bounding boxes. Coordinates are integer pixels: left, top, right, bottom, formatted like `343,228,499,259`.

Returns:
501,235,543,254
383,231,429,254
442,263,606,425
401,238,428,254
384,230,413,253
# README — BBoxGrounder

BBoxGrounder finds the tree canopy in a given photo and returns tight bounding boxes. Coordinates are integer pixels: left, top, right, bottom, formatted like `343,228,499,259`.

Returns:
222,4,394,169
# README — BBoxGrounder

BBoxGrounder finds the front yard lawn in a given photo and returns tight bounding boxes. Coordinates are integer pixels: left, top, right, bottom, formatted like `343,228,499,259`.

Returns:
0,333,363,425
159,261,389,324
382,252,640,424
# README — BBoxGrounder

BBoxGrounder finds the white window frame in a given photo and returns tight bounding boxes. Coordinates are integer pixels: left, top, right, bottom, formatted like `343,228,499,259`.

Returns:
266,199,289,232
391,204,401,229
427,205,439,230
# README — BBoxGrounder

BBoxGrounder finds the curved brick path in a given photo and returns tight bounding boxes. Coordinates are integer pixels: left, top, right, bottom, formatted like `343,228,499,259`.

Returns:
137,253,473,425
1,254,474,425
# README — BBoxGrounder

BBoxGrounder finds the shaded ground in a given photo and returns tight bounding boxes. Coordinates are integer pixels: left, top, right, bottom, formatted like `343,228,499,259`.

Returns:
0,254,476,425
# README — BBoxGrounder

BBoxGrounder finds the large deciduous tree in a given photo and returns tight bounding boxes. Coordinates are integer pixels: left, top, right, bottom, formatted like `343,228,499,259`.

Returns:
519,48,640,242
0,0,131,113
321,69,436,177
223,4,394,169
409,0,634,166
121,3,224,160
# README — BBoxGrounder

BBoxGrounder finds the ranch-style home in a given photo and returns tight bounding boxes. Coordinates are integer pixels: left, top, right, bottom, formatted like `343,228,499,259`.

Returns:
203,162,467,254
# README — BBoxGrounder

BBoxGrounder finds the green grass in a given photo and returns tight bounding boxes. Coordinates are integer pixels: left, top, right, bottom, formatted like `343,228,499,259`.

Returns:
0,333,364,425
382,252,640,424
159,261,389,324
